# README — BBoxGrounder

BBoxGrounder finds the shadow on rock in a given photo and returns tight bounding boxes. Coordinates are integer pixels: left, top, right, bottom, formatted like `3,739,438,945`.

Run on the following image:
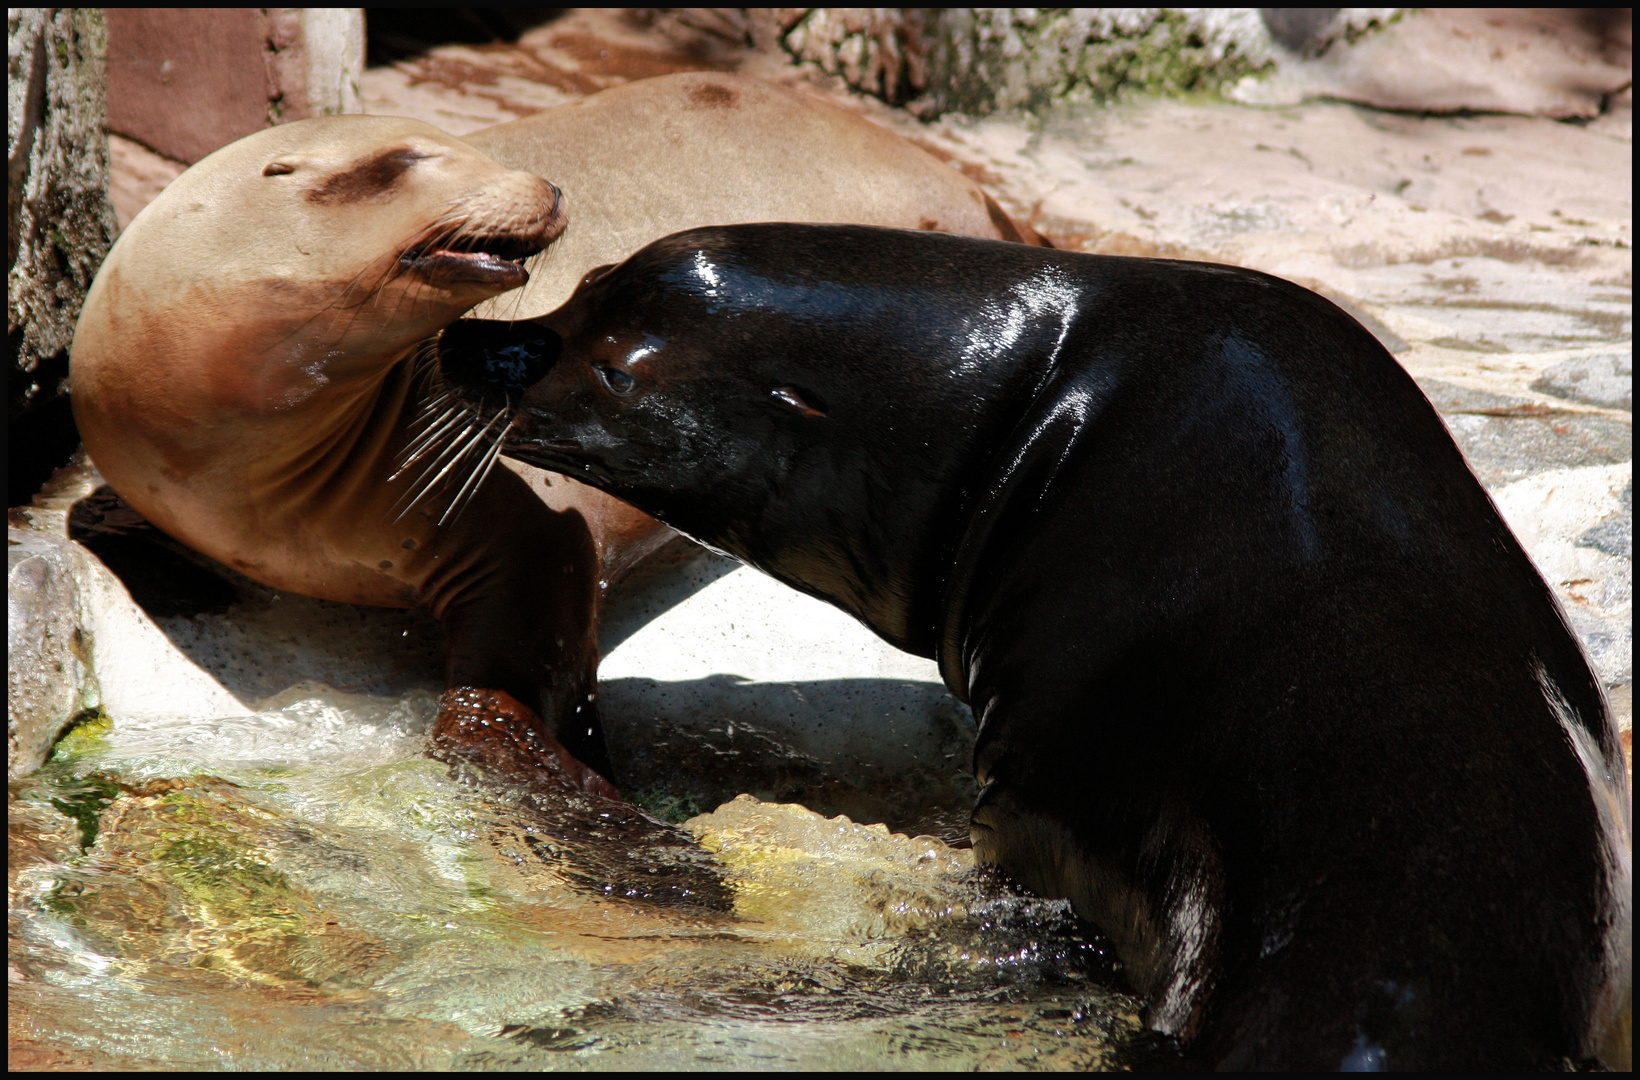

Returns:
601,672,978,842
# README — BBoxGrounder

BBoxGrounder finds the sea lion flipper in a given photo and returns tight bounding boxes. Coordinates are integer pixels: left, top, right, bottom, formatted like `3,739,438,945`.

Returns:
429,686,620,800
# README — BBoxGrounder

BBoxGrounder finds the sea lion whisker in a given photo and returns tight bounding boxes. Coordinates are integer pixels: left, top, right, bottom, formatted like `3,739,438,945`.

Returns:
416,217,467,258
405,395,454,435
390,414,491,520
391,411,481,502
399,213,463,262
392,405,467,478
439,411,513,525
399,398,473,462
408,388,459,432
407,341,444,395
405,413,498,510
404,402,458,451
397,406,481,486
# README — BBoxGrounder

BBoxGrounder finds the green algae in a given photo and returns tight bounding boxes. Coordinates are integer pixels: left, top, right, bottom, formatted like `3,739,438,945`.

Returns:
627,785,707,824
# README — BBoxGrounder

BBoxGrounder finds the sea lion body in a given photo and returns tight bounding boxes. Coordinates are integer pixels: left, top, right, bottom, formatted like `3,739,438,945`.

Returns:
460,72,1033,318
451,224,1631,1068
70,74,1034,793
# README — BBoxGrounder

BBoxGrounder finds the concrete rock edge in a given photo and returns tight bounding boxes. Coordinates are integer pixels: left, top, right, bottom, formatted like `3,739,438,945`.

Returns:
7,521,249,780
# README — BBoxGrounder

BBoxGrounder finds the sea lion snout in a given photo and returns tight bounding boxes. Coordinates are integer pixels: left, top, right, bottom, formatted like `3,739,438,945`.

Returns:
438,317,562,396
393,172,565,296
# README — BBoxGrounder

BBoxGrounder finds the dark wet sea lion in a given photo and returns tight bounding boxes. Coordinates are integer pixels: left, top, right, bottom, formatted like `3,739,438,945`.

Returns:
442,223,1631,1069
70,73,1039,798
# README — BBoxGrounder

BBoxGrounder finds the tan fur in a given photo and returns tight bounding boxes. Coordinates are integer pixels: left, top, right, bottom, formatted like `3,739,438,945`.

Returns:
73,115,564,612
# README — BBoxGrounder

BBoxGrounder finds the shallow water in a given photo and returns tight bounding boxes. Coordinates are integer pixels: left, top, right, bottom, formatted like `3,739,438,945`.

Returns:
9,687,1166,1070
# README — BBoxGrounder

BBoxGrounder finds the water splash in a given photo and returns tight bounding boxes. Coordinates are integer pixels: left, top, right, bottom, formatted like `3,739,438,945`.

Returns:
9,685,1165,1070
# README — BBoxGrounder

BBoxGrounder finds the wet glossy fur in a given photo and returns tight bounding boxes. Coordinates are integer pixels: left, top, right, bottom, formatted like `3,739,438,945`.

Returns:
453,224,1631,1069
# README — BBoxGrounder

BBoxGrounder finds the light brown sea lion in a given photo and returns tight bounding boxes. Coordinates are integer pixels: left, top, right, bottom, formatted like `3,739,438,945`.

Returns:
70,72,1039,797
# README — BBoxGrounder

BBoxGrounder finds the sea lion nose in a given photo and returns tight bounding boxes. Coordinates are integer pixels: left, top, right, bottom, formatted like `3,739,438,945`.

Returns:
439,319,561,393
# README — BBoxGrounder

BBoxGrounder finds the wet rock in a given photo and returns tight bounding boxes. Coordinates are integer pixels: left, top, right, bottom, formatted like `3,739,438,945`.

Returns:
467,778,735,915
45,776,394,988
7,517,248,779
1236,9,1633,119
1415,378,1633,489
7,784,81,894
1532,350,1634,411
685,795,975,959
10,716,1148,1069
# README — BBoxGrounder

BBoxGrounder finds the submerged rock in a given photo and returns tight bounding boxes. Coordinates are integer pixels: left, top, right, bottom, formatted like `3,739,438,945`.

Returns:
10,717,1152,1070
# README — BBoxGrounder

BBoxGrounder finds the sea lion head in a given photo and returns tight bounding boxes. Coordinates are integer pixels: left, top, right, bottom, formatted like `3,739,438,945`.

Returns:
74,115,564,421
439,224,1062,651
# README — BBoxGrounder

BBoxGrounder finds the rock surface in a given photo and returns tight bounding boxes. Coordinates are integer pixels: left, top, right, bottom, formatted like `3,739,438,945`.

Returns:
7,8,120,506
1235,8,1632,119
7,492,249,780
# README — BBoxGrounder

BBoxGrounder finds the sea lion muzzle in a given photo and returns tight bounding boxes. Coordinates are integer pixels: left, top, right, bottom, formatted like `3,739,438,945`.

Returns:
438,318,562,396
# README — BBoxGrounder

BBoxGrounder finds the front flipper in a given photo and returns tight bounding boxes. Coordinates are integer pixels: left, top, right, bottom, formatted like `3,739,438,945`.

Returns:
415,462,618,794
430,686,620,800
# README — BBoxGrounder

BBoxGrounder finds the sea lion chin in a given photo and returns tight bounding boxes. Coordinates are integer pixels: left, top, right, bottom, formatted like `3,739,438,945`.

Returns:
446,223,1632,1070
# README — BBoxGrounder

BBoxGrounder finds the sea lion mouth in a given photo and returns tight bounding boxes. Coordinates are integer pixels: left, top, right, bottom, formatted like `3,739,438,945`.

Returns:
401,232,544,289
502,436,596,479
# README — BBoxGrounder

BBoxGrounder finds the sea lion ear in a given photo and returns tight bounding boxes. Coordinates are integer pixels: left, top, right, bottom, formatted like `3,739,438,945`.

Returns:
262,160,299,177
771,386,826,418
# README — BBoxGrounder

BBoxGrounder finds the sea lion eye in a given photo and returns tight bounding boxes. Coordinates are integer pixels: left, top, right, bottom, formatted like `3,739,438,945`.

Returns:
263,161,297,176
598,365,639,396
